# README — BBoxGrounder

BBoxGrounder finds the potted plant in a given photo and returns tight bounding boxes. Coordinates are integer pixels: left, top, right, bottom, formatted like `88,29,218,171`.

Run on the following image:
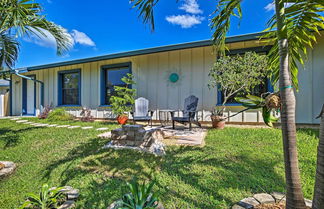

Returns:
110,73,136,125
208,52,269,129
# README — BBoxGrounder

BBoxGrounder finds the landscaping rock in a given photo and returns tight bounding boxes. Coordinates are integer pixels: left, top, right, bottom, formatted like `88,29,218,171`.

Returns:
48,124,58,127
0,161,16,178
16,120,28,123
66,189,79,200
58,200,75,209
253,193,275,204
238,197,259,209
97,127,109,131
57,125,70,128
232,204,246,209
10,118,20,120
270,192,286,203
81,126,93,129
68,126,80,129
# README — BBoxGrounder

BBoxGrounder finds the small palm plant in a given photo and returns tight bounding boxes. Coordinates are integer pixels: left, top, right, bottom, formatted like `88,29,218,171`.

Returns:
116,178,159,209
19,184,66,209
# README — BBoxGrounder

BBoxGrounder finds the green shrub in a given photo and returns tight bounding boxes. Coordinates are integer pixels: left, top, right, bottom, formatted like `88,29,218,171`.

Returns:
46,108,74,121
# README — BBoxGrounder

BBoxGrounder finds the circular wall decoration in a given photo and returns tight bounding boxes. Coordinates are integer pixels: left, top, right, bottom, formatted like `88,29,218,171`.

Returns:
169,73,179,83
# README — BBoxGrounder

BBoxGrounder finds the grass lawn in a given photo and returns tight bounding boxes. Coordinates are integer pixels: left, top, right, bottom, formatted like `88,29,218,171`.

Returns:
0,119,319,209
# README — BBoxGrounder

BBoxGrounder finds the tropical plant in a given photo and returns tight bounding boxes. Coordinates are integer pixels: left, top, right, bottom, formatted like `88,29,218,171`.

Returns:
208,52,269,116
110,73,136,117
313,105,324,209
115,178,159,209
235,94,280,127
129,0,324,208
19,184,66,209
46,108,74,121
0,0,72,70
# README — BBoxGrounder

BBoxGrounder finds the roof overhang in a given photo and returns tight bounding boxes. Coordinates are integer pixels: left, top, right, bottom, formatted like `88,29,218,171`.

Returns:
18,31,269,72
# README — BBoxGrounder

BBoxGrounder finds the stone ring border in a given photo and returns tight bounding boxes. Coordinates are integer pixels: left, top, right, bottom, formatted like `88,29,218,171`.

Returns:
232,192,312,209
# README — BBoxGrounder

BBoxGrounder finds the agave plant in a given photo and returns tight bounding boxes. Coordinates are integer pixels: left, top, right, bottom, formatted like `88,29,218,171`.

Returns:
235,93,280,127
19,184,66,209
116,178,159,209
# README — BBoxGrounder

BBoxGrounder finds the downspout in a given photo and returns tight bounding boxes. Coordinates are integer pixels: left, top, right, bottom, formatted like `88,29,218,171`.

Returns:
14,70,44,112
3,76,12,116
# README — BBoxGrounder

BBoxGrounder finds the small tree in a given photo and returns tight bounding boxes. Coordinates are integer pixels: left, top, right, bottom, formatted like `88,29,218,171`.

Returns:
208,51,269,116
110,73,136,117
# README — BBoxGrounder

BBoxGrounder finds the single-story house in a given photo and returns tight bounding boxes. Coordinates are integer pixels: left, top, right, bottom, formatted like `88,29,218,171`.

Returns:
0,79,9,94
6,31,324,124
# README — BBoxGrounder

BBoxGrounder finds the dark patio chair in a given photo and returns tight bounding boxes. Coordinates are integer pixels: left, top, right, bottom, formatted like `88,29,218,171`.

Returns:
170,95,201,130
130,97,154,126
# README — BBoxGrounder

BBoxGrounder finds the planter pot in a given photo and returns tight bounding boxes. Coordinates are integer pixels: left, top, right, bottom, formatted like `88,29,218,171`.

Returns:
211,116,226,129
117,115,128,125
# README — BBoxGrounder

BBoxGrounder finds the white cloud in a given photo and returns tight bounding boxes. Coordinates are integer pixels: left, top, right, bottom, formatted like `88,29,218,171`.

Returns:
70,29,96,46
23,27,95,49
166,15,204,28
265,2,293,12
179,0,203,14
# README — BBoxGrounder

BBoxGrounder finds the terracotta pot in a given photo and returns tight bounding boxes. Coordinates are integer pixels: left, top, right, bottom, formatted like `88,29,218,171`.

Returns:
117,115,128,125
211,115,226,129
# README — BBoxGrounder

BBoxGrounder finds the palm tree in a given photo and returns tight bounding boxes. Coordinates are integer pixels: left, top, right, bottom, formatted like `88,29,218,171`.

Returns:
130,0,324,208
0,0,72,70
313,105,324,209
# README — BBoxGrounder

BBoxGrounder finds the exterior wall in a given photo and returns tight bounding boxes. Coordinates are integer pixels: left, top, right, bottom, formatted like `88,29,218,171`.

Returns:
296,34,324,124
11,37,322,124
0,86,9,94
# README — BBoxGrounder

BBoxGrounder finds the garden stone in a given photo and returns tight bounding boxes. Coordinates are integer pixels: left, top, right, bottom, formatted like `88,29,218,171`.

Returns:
232,204,245,209
238,197,259,208
271,192,286,203
0,161,16,178
97,127,109,131
253,193,275,204
57,125,70,128
10,118,20,120
48,124,58,127
81,126,93,129
68,126,80,129
16,120,28,123
58,200,75,209
66,189,79,200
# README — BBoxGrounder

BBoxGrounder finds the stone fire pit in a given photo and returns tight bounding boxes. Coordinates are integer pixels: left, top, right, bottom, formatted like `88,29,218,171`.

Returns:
0,161,16,178
103,125,166,156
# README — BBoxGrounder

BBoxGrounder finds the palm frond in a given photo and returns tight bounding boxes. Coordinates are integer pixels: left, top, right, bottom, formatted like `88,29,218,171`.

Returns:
0,0,72,56
0,32,19,71
210,0,242,55
262,0,324,90
130,0,160,31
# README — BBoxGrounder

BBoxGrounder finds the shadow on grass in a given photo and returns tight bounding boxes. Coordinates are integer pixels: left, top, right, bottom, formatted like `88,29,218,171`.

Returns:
43,136,161,185
0,126,40,148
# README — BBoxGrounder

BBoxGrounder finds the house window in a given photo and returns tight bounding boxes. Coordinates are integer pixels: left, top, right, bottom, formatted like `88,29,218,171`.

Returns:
218,79,273,105
58,70,81,105
101,63,131,105
217,48,273,106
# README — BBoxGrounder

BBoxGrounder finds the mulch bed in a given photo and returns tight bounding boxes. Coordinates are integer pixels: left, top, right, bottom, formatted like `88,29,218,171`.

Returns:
254,203,311,209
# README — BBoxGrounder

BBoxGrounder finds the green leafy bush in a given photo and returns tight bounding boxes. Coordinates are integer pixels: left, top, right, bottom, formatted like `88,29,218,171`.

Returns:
46,108,74,121
19,184,66,209
115,178,159,209
110,73,136,117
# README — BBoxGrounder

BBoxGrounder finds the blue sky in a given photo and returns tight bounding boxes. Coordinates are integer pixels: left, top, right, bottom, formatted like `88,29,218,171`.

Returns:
17,0,276,68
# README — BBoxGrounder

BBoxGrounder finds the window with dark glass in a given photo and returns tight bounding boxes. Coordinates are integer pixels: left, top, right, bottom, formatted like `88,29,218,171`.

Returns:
59,71,80,105
218,51,272,105
102,64,131,105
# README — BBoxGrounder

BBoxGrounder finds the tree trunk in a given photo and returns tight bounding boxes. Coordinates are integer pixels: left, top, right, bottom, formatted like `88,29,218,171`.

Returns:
274,0,306,209
313,105,324,209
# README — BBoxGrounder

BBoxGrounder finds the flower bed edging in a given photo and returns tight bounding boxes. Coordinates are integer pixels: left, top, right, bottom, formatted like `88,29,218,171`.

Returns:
232,192,312,209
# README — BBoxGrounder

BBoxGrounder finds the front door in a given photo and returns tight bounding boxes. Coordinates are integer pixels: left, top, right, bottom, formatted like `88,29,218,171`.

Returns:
22,75,36,115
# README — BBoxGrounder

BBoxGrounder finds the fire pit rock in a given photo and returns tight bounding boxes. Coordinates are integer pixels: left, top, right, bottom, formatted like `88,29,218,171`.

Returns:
104,125,166,156
0,161,16,178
